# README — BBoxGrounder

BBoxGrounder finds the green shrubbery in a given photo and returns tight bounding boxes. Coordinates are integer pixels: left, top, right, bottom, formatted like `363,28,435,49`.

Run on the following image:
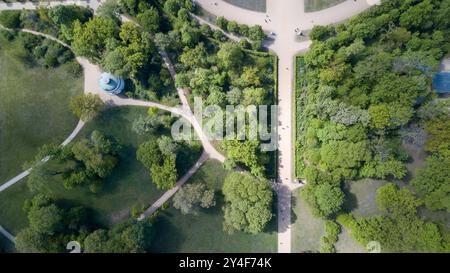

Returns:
0,10,21,28
216,16,266,43
297,0,450,252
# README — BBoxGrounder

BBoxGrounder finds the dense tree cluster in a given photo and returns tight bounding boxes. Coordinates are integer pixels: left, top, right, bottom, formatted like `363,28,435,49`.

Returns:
83,219,153,253
15,194,92,253
297,0,450,222
338,183,450,252
137,137,177,190
301,170,345,218
27,131,120,193
15,194,154,253
411,99,450,212
222,172,273,234
153,0,275,177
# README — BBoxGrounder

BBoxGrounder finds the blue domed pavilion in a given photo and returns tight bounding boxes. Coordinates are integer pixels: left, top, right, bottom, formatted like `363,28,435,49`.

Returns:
99,73,125,95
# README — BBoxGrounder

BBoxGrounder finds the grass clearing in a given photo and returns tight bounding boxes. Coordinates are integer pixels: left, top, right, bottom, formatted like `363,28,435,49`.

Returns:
0,36,82,184
150,160,277,253
304,0,346,12
0,106,177,235
342,179,387,219
223,0,267,12
291,189,325,252
37,106,169,227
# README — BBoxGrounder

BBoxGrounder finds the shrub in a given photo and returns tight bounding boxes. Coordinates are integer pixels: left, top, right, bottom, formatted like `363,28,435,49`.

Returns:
0,10,21,29
336,213,356,229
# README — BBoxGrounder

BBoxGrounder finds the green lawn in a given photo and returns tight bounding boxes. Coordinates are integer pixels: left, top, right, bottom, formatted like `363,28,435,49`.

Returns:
223,0,267,12
291,189,324,252
0,107,174,236
304,0,347,12
342,179,387,219
36,106,170,227
334,227,366,253
0,36,82,184
150,160,277,253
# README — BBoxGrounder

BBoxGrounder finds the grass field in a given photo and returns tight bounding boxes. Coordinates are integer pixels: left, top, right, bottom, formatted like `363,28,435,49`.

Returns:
150,160,278,253
0,36,82,184
0,107,188,237
34,107,174,227
223,0,267,12
304,0,346,12
291,189,324,252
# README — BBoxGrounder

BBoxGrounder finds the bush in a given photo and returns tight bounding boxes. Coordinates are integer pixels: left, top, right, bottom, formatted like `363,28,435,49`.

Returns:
336,213,356,229
69,93,104,121
0,10,21,29
65,60,83,77
324,220,341,244
319,242,336,253
0,29,15,40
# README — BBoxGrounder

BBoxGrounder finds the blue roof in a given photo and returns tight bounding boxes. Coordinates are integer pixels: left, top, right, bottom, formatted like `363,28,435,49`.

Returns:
433,72,450,94
99,73,125,95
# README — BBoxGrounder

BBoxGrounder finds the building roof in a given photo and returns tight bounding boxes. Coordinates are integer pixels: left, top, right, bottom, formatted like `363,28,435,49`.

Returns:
433,72,450,94
99,73,125,95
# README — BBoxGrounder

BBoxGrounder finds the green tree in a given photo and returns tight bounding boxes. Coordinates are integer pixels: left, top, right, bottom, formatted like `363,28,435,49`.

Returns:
136,139,163,169
157,136,179,156
136,7,160,33
71,16,119,61
28,204,63,235
0,10,21,28
132,115,160,135
69,94,104,122
15,228,48,253
222,172,273,234
412,151,450,212
173,183,215,215
217,42,243,69
223,140,265,177
48,5,92,26
150,155,177,190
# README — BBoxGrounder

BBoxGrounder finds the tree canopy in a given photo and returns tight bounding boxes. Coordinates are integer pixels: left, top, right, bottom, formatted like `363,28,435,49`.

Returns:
222,172,273,234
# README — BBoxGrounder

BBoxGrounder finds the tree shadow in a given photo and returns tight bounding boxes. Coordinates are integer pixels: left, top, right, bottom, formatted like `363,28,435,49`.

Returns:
342,182,358,213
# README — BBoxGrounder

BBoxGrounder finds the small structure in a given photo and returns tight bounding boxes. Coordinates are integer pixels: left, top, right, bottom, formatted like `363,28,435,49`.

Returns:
433,58,450,95
433,72,450,94
98,73,125,95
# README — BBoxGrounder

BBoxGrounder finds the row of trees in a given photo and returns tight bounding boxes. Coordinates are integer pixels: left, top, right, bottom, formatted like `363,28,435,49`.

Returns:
215,16,266,49
15,194,154,253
